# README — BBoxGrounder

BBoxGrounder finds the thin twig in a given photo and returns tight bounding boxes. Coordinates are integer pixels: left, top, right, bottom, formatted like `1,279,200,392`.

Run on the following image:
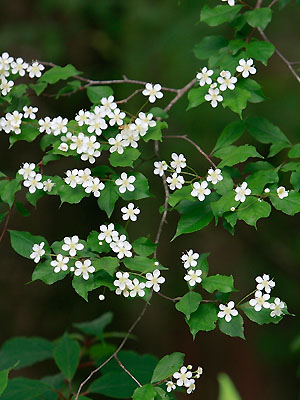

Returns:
164,135,217,169
0,205,14,243
116,89,142,104
164,78,196,113
154,175,170,254
114,355,142,387
268,0,278,7
157,292,182,302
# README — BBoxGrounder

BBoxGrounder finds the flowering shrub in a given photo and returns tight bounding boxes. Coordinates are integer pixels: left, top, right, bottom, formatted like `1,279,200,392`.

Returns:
0,0,299,398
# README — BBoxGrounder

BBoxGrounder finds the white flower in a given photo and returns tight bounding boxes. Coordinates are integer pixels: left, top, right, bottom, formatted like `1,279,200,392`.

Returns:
23,173,43,193
170,153,186,173
75,110,90,126
236,58,256,78
195,366,203,379
99,294,105,301
58,143,69,152
108,108,126,126
121,126,139,148
114,271,131,291
128,278,146,297
186,379,196,394
255,274,275,293
145,269,165,292
23,106,38,119
230,207,235,212
249,290,270,312
138,112,156,128
218,301,238,322
153,161,167,177
77,168,92,186
207,168,223,184
0,78,14,96
142,83,163,103
217,70,237,91
70,132,88,154
222,0,235,5
64,169,79,188
51,254,69,273
100,96,117,115
196,67,213,86
110,235,132,259
115,172,136,193
84,177,105,198
270,297,285,317
43,179,55,192
18,162,36,179
191,181,211,201
11,57,28,76
184,269,202,286
51,116,68,136
234,182,251,202
277,186,289,199
166,381,176,392
181,250,199,269
205,84,223,108
121,203,140,222
38,117,52,134
130,119,148,137
264,188,270,193
27,62,45,78
30,242,45,263
62,235,84,257
108,134,126,154
173,366,192,387
0,52,13,70
98,223,119,244
74,259,95,280
166,172,185,190
87,114,107,136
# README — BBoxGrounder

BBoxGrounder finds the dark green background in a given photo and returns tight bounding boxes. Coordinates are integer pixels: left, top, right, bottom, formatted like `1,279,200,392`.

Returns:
0,0,299,398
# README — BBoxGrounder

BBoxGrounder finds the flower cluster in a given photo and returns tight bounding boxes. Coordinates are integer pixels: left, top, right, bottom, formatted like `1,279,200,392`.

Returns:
64,168,105,198
196,59,256,108
98,223,132,259
181,250,203,287
18,162,55,194
0,51,44,96
249,274,285,318
0,106,38,135
166,364,203,395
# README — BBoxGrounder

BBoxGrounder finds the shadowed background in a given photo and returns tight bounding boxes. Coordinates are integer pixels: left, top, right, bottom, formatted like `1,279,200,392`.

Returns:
0,0,300,398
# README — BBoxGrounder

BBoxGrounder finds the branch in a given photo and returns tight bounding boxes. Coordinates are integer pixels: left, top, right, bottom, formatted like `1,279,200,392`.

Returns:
114,355,142,387
154,175,170,255
164,78,196,113
116,89,142,105
164,135,217,169
0,204,14,243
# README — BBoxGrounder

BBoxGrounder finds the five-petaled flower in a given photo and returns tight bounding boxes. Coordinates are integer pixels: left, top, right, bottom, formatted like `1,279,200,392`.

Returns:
173,366,192,387
218,301,238,322
249,290,270,312
181,249,199,269
255,274,275,293
184,269,202,286
74,259,95,280
51,254,69,273
277,186,289,199
121,203,140,222
196,67,213,86
62,236,84,257
205,83,223,108
142,83,163,103
170,153,187,173
191,181,211,201
235,182,251,202
166,172,185,190
236,58,256,78
145,269,165,292
30,242,45,263
115,172,136,193
270,297,285,317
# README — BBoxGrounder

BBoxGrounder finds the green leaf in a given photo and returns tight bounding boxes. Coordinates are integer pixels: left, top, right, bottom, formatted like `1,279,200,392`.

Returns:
187,87,207,110
168,185,193,207
143,121,167,142
245,8,272,30
86,86,113,103
0,337,53,370
217,145,263,168
194,36,228,59
53,335,80,381
58,182,89,204
133,384,155,400
0,368,10,396
132,237,157,257
218,373,241,400
245,168,278,194
32,259,69,285
40,64,81,84
154,387,172,400
123,256,166,274
93,257,119,276
269,142,289,157
73,312,113,339
9,230,49,259
237,197,271,227
290,172,300,191
0,179,21,207
202,274,235,293
211,191,236,218
175,292,202,320
1,378,53,400
240,302,283,325
228,39,245,55
246,40,275,65
172,199,214,240
212,121,245,153
288,143,300,158
9,123,40,146
218,314,245,339
222,87,251,117
97,181,119,217
237,79,265,104
270,190,300,215
149,107,168,119
246,116,290,144
200,5,242,26
87,230,110,254
118,172,151,201
29,82,48,96
188,303,218,338
109,148,141,167
26,187,46,207
214,171,234,196
151,352,184,383
72,275,94,301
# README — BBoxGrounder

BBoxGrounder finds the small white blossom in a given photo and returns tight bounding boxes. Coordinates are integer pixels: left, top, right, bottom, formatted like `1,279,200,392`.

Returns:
23,173,43,193
51,116,68,136
255,274,275,294
98,223,119,244
235,182,251,203
145,269,165,292
142,83,163,103
170,153,186,173
43,179,55,192
195,366,203,379
121,203,140,222
121,126,139,148
108,108,126,126
191,181,211,201
205,84,223,108
166,381,176,392
181,250,199,269
207,168,223,184
23,106,38,119
64,169,79,188
249,290,270,312
84,177,105,198
18,162,36,179
58,142,69,152
186,379,196,394
99,294,105,301
166,172,185,190
128,278,146,297
218,301,238,322
100,96,117,115
38,117,52,134
77,168,92,186
184,269,202,286
236,58,256,78
217,70,237,91
0,78,14,96
62,235,84,257
277,186,289,199
110,235,132,259
87,114,107,136
230,206,236,212
30,242,45,263
270,297,285,317
108,134,126,154
138,112,156,128
196,67,213,86
74,259,95,280
51,254,69,273
264,188,270,193
222,0,235,5
173,366,192,387
153,161,167,177
75,110,90,126
11,57,28,76
70,132,88,154
115,172,136,193
114,271,132,291
27,61,45,78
